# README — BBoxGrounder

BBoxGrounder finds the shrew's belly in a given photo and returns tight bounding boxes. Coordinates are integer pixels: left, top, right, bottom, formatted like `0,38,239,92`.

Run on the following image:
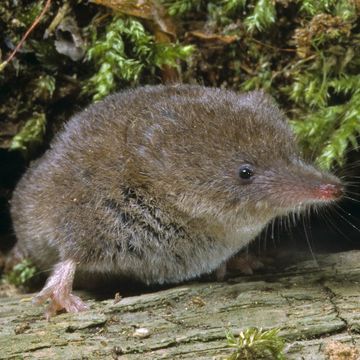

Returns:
80,222,267,285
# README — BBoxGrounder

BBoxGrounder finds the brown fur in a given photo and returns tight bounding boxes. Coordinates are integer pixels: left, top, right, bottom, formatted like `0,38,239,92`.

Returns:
10,85,342,315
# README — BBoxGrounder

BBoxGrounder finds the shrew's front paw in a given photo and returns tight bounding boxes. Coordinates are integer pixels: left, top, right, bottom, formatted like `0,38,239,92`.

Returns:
226,253,265,275
216,253,273,280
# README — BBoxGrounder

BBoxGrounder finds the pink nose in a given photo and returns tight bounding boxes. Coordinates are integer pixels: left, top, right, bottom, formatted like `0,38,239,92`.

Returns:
318,183,343,200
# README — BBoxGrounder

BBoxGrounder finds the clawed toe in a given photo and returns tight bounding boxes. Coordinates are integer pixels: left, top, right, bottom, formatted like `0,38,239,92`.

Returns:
62,293,89,313
34,286,88,319
33,286,55,305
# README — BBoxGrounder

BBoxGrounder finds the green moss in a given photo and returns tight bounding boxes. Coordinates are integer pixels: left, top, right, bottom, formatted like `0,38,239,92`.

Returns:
160,0,204,16
153,42,194,68
244,0,276,32
161,0,360,170
1,0,360,169
225,327,286,360
299,0,356,19
10,112,47,154
84,16,194,101
4,259,37,288
17,0,44,27
294,89,360,169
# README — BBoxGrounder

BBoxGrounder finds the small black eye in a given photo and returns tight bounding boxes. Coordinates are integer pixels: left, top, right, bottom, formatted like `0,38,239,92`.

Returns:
239,165,254,181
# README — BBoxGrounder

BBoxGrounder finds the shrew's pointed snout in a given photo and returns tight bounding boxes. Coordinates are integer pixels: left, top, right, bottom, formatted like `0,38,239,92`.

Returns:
272,162,345,209
292,161,345,204
317,183,344,201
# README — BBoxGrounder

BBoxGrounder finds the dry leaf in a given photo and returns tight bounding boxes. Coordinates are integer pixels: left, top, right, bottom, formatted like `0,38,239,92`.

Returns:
187,31,238,45
91,0,176,38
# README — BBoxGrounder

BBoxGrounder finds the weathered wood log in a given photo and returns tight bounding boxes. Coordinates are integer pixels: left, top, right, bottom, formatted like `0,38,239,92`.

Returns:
0,251,359,359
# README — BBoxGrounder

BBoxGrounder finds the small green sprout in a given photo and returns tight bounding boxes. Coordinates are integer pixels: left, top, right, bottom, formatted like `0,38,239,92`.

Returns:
4,259,37,288
225,327,286,360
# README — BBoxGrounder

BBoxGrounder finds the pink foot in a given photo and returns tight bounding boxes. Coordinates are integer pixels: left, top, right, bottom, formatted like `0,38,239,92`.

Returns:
216,253,271,280
226,253,265,275
33,259,88,319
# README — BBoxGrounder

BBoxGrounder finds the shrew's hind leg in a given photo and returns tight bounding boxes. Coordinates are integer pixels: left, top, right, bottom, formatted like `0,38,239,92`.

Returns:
33,259,88,319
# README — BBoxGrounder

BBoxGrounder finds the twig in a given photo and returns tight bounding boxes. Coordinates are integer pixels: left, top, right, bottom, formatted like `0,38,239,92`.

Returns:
44,2,69,39
251,38,296,53
0,0,52,72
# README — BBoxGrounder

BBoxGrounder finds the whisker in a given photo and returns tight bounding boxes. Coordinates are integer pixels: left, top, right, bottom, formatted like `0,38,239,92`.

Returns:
321,207,355,244
333,204,360,233
343,195,360,204
302,209,319,267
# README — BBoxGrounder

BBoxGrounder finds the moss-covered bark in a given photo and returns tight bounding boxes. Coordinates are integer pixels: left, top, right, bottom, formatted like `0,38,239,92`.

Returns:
1,251,359,359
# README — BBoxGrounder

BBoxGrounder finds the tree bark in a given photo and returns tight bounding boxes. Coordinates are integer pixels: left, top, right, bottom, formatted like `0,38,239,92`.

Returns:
0,251,359,359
